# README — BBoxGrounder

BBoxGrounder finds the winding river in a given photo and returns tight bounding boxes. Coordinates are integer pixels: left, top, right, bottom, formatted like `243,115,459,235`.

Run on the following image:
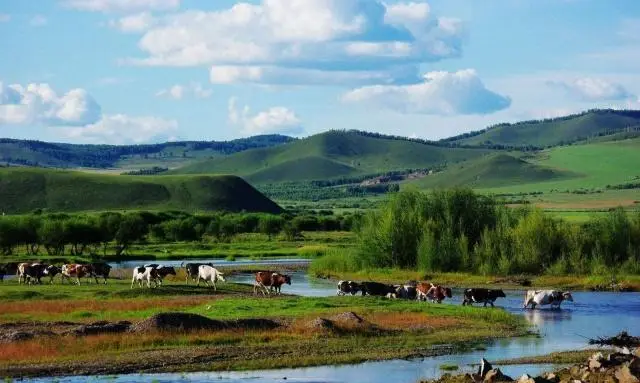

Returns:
26,265,640,383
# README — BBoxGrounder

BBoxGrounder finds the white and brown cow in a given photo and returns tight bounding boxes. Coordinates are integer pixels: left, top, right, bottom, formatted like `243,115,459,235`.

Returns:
60,264,93,285
254,271,291,296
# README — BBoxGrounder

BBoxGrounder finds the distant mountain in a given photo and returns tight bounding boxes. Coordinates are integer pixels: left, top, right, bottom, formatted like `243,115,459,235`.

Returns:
171,130,493,183
0,168,282,214
442,109,640,148
0,135,295,169
410,153,577,190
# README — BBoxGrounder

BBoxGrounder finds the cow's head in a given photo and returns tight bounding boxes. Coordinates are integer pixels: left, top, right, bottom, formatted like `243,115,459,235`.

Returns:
284,275,292,285
495,289,507,298
444,287,453,298
562,292,574,302
349,281,361,292
45,265,60,276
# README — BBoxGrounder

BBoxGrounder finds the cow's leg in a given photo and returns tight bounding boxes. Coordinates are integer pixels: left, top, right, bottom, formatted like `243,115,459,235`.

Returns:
131,276,136,289
196,276,202,286
185,272,190,285
212,279,217,292
489,301,495,307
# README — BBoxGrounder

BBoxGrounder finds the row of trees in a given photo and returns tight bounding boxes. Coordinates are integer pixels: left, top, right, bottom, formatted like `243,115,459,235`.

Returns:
355,189,640,275
0,211,361,257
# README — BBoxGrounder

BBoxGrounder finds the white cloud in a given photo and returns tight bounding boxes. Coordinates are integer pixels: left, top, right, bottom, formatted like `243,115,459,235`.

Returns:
549,77,635,102
59,114,178,144
210,65,420,86
62,0,180,13
342,69,511,115
155,82,212,100
0,14,10,22
228,97,304,136
109,12,155,32
120,1,463,86
0,82,101,126
29,15,48,27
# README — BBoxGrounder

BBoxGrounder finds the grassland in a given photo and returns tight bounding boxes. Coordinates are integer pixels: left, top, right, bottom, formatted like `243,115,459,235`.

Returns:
448,110,640,147
409,137,640,210
0,167,282,214
172,130,492,183
0,279,526,377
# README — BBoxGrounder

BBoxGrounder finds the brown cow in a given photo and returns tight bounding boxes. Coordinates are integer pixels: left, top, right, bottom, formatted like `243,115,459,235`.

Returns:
253,271,292,296
61,264,93,285
416,282,452,303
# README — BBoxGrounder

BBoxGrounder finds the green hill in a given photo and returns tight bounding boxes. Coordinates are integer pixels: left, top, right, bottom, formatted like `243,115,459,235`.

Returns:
0,168,282,214
444,109,640,148
411,153,576,189
172,130,493,183
0,135,294,169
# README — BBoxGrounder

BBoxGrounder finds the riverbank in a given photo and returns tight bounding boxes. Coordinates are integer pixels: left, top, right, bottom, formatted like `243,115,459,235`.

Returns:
422,337,639,383
0,279,527,378
310,269,640,292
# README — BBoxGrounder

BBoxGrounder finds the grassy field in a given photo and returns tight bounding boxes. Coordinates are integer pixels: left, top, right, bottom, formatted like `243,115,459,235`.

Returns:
449,110,640,147
0,168,282,214
172,130,492,183
0,279,526,377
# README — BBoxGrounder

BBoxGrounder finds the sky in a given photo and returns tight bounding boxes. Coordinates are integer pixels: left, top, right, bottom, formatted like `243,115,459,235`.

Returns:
1,0,640,144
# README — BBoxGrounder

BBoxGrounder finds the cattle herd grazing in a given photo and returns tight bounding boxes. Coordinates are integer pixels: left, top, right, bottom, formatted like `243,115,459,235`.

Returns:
336,280,575,309
1,262,574,309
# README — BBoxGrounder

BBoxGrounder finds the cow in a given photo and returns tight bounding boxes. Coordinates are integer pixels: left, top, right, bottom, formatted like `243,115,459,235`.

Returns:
43,265,61,284
337,280,362,296
462,288,507,307
182,262,214,285
153,266,176,286
523,290,573,310
196,265,225,291
60,264,93,285
17,263,48,285
394,284,418,300
90,262,112,284
254,271,292,296
360,281,397,298
131,266,159,288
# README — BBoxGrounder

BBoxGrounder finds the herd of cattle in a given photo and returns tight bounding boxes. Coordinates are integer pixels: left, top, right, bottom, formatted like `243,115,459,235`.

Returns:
336,280,575,309
0,262,574,309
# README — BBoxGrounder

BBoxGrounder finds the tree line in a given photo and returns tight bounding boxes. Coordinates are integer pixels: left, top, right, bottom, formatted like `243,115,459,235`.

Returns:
345,189,640,275
0,210,361,258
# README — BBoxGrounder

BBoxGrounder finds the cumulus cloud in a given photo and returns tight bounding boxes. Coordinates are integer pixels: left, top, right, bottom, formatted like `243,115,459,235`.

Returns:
228,97,304,136
342,69,511,115
109,12,155,32
0,82,101,126
62,0,180,13
60,114,178,144
119,1,463,86
155,82,212,100
549,77,635,102
29,15,48,27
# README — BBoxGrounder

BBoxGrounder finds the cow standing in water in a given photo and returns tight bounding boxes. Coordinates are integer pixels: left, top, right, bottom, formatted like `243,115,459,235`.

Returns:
523,290,573,309
254,271,291,296
462,288,507,307
360,281,397,298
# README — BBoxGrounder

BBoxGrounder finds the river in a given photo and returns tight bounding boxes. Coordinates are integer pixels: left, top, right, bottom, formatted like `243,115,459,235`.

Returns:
26,267,640,383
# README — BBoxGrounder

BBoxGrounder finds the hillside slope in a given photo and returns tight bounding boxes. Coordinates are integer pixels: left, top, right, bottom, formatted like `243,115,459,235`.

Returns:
411,154,576,189
0,168,282,214
444,110,640,148
173,130,493,183
0,135,294,169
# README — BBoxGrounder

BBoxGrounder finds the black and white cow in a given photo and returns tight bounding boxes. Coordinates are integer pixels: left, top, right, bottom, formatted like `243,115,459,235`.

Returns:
90,262,112,284
337,280,362,296
462,288,506,307
360,281,397,298
523,290,573,309
182,262,214,285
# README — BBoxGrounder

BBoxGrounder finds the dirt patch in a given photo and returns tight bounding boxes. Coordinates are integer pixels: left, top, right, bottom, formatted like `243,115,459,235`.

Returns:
299,312,381,335
0,320,132,343
131,312,281,333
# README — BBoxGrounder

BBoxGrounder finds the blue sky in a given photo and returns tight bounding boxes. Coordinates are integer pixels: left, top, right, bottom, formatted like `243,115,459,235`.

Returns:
1,0,639,144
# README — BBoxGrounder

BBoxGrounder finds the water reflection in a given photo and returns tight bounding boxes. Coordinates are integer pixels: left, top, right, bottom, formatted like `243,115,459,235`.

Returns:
523,308,573,327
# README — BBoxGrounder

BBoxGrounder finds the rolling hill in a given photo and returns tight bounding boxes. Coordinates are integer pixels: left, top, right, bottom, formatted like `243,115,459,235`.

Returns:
0,168,282,214
0,135,294,169
443,109,640,148
172,130,493,183
410,153,577,189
